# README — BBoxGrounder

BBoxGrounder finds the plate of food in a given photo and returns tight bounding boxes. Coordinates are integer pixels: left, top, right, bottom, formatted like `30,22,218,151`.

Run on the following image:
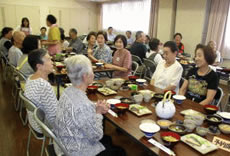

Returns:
181,133,218,154
97,87,117,96
120,97,135,104
129,104,152,116
180,109,205,118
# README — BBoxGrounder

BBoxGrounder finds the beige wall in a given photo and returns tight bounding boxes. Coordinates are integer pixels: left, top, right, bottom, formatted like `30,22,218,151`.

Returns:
0,0,99,35
157,0,174,43
175,0,206,56
157,0,206,57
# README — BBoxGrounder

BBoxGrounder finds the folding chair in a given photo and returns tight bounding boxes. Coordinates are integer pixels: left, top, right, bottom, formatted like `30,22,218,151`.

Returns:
212,87,224,110
19,91,46,156
143,58,157,82
34,108,69,156
131,61,139,76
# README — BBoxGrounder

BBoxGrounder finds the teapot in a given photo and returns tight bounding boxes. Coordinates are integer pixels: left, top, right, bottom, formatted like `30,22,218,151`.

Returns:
155,91,176,119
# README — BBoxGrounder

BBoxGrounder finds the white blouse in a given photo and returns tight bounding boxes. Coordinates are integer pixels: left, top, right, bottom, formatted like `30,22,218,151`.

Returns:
152,60,183,93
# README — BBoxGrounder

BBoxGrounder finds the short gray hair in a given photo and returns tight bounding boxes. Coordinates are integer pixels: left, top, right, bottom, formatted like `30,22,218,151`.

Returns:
69,28,77,34
135,31,143,40
64,55,92,86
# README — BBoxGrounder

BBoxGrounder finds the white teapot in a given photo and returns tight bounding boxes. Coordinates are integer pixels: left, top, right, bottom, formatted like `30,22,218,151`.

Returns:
155,91,176,119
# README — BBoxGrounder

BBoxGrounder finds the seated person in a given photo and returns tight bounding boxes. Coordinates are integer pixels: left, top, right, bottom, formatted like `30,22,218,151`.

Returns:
105,35,132,78
60,33,69,50
107,27,116,42
126,30,134,45
17,35,39,78
146,38,163,65
66,28,84,54
85,31,97,55
174,33,184,54
207,41,221,66
24,49,58,134
40,27,48,40
144,35,150,51
8,31,25,66
0,27,13,57
150,41,183,93
130,31,147,64
89,31,112,63
179,44,219,105
54,55,125,156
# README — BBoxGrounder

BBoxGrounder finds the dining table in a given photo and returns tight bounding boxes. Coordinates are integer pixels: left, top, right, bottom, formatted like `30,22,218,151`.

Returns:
87,79,230,156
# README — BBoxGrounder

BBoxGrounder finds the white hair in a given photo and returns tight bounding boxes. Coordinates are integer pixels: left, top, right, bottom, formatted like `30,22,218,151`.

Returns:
64,55,92,86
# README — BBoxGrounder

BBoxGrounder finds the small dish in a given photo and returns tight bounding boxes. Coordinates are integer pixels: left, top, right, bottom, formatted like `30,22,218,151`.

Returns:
204,105,219,114
95,62,103,67
120,97,134,104
128,75,139,81
114,103,129,114
87,85,98,94
157,120,172,129
136,79,146,86
196,127,208,136
161,131,181,147
218,124,230,134
168,124,187,135
173,95,186,104
206,115,223,125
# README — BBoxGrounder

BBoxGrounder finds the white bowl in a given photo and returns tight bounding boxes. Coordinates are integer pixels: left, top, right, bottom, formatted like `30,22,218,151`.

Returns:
173,95,186,104
95,62,103,66
136,79,146,85
139,121,160,138
217,112,230,120
107,99,121,105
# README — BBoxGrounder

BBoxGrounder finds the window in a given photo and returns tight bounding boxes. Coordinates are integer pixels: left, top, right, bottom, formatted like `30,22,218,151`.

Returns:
102,0,151,33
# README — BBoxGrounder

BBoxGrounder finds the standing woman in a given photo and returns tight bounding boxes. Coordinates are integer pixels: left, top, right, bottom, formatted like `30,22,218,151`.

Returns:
105,35,132,78
41,14,61,56
0,27,13,57
16,17,32,36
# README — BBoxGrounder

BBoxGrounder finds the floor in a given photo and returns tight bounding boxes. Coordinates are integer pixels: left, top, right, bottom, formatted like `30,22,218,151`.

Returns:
0,64,229,156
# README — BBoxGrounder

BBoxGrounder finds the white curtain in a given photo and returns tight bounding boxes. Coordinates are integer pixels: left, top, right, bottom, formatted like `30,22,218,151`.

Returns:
223,7,230,58
102,0,151,33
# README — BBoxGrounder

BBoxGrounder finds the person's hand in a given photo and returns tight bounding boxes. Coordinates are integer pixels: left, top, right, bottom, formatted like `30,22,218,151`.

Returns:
96,100,110,114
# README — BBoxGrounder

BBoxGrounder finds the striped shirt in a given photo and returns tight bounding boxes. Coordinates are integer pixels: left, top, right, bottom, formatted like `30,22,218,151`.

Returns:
24,76,58,133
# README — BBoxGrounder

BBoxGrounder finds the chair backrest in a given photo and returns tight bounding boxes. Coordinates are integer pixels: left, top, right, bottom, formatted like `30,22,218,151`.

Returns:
15,69,27,82
212,87,224,107
19,90,37,112
34,108,69,156
132,55,142,65
143,58,157,81
179,77,185,88
131,61,139,75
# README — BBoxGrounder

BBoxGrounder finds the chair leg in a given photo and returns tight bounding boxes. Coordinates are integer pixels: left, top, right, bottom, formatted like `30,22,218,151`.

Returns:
19,100,28,126
40,137,46,156
27,129,32,156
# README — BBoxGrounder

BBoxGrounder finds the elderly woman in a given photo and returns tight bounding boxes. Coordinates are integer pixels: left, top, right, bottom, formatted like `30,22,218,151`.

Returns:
150,41,183,93
207,41,221,66
17,35,39,78
0,27,13,57
88,31,112,63
179,44,219,105
105,34,132,78
24,49,58,134
174,33,184,54
54,55,125,156
41,14,61,55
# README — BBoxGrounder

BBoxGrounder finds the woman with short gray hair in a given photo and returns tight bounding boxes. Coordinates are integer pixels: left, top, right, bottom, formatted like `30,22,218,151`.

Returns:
54,55,125,156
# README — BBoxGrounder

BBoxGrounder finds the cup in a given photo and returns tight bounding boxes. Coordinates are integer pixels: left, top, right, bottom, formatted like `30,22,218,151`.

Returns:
133,94,143,104
55,53,62,61
131,84,138,91
143,92,152,103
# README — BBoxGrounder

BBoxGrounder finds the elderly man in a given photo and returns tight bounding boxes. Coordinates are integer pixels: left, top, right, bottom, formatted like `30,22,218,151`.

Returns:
8,31,25,66
54,55,125,156
66,28,84,54
130,31,147,64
